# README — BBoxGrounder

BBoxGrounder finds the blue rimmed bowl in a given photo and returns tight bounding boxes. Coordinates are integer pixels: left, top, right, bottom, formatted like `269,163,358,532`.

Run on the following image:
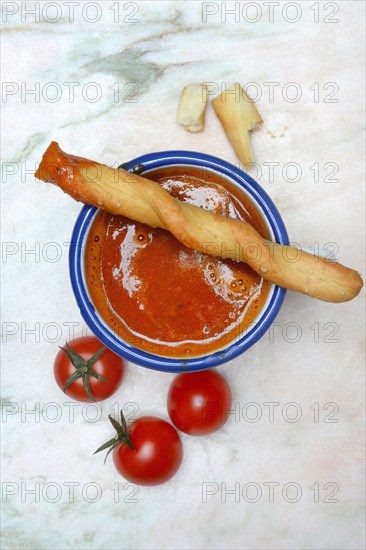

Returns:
69,151,289,372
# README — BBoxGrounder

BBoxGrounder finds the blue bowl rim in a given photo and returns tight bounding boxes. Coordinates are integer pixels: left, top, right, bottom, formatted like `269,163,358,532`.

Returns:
69,150,289,372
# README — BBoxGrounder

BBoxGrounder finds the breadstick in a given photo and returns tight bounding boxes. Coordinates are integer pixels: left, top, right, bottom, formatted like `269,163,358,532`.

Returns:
212,82,263,166
35,142,363,303
177,83,208,132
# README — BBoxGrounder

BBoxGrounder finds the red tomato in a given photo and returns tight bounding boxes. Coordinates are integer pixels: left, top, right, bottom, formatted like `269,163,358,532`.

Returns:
113,416,183,486
167,370,232,435
95,413,183,486
54,336,124,402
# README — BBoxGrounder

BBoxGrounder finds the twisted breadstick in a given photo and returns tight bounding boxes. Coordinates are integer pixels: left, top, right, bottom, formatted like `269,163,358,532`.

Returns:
35,142,363,303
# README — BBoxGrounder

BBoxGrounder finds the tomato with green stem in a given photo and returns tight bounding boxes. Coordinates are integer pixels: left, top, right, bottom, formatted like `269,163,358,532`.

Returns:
54,336,124,402
94,411,183,486
167,370,232,435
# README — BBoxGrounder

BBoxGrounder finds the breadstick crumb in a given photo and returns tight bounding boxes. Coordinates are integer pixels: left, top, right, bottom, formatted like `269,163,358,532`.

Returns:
177,83,208,132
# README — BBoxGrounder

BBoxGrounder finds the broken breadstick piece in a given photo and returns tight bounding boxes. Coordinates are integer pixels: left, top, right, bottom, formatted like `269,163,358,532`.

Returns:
177,83,208,132
212,82,263,166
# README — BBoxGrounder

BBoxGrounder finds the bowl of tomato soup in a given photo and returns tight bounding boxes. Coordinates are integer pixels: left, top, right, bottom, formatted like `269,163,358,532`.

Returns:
69,151,288,372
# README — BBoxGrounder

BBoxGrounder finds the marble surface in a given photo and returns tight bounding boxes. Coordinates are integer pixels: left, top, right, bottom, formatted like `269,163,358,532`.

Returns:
1,1,365,549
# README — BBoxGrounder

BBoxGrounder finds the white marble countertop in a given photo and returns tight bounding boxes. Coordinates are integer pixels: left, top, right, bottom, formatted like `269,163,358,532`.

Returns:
1,1,365,549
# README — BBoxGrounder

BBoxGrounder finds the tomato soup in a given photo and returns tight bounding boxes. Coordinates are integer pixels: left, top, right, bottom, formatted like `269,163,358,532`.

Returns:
84,166,271,358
